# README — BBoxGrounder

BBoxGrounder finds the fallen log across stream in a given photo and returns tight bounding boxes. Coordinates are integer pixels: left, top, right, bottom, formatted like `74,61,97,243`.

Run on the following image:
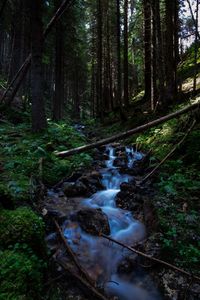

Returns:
101,234,200,283
56,101,200,158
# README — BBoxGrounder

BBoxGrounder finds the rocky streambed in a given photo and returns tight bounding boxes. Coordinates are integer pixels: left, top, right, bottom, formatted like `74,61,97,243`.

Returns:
44,144,200,300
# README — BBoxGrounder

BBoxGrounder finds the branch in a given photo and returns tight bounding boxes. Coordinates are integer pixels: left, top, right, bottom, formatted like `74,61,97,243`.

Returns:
54,219,94,286
186,0,200,40
101,234,200,282
55,101,200,158
44,0,75,38
56,260,109,300
140,119,196,184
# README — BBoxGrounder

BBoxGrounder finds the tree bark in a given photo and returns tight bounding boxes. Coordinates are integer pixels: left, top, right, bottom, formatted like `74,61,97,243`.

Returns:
116,0,121,107
143,0,152,102
123,0,129,107
97,0,103,119
193,0,199,93
30,0,47,132
53,0,64,121
56,101,200,157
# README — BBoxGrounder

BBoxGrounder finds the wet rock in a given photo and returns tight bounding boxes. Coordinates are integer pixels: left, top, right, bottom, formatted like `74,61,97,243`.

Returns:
102,153,109,160
63,181,87,197
120,182,137,192
117,258,134,274
79,172,104,194
77,208,110,235
113,157,127,168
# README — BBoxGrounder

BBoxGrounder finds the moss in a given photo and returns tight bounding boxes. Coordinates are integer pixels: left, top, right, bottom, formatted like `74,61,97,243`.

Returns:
0,250,44,300
0,207,45,256
0,120,92,202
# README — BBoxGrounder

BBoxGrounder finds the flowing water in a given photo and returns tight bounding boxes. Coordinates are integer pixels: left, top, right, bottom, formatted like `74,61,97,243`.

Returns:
63,146,162,300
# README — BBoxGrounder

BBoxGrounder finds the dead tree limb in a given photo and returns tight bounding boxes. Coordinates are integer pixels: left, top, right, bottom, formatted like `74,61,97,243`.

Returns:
0,55,31,104
140,119,196,184
0,0,75,104
57,260,109,300
101,234,200,282
186,0,200,40
44,0,75,38
56,101,200,158
54,219,94,286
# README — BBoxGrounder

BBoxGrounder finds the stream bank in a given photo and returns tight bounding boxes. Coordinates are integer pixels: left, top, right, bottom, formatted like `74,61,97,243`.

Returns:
44,142,200,300
44,144,162,300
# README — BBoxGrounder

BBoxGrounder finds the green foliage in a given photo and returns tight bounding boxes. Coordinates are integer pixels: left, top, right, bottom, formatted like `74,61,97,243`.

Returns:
0,250,44,300
0,207,45,256
178,41,200,80
0,120,92,201
158,203,200,273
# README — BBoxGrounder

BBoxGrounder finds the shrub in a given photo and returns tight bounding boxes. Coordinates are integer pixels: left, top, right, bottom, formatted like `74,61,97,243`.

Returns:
0,207,45,256
0,250,43,300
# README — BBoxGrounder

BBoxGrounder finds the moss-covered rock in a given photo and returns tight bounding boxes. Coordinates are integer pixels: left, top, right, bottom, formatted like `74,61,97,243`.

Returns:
0,250,43,300
0,207,45,256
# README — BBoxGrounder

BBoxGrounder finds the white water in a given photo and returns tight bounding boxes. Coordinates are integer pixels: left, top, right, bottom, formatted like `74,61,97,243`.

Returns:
63,146,161,299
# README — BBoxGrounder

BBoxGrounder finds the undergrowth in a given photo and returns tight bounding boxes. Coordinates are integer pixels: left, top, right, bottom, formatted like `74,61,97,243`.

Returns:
0,120,92,203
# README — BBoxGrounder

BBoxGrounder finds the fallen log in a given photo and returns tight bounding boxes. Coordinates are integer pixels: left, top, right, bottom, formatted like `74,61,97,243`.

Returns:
54,219,94,286
57,260,109,300
140,119,196,184
56,101,200,158
101,234,200,282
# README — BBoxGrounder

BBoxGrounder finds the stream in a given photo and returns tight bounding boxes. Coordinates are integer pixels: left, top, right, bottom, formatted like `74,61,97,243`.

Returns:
47,146,162,300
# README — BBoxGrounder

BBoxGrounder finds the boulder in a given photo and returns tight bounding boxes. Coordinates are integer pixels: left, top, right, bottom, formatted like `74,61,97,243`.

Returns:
77,208,110,235
63,181,87,197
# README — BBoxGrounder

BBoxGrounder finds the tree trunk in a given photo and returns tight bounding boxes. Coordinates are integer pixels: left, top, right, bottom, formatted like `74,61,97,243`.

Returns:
154,0,165,103
30,0,47,132
143,0,152,102
53,0,64,121
193,0,199,93
116,0,121,107
123,0,129,107
97,0,103,119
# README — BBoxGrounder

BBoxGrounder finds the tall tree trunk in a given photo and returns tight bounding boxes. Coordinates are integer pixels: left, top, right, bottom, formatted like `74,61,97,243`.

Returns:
97,0,103,119
154,0,165,102
143,0,152,102
53,0,64,121
193,0,199,93
116,0,121,107
151,0,158,110
8,0,23,84
30,0,47,132
123,0,129,107
165,0,176,102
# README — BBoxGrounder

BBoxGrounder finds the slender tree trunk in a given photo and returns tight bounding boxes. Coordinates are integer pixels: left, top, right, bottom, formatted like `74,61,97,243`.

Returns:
165,0,175,102
151,0,158,110
53,0,64,121
116,0,121,107
123,0,129,107
30,0,47,132
154,0,165,102
143,0,152,102
193,0,199,93
97,0,103,119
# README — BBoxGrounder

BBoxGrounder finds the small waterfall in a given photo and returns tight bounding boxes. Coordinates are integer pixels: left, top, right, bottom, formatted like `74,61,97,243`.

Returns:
125,146,143,168
63,145,161,300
